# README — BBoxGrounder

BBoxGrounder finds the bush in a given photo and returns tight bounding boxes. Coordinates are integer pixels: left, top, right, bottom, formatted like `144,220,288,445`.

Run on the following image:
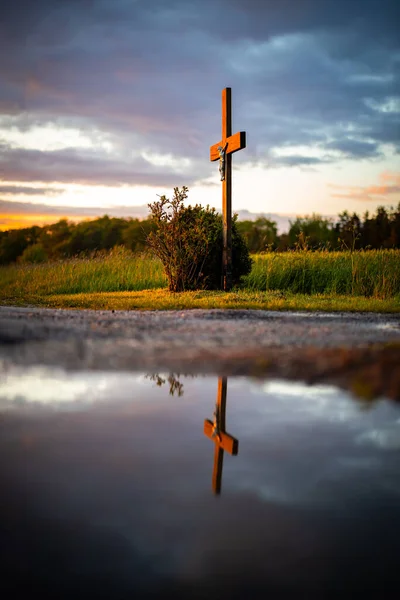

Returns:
147,186,252,292
19,243,48,264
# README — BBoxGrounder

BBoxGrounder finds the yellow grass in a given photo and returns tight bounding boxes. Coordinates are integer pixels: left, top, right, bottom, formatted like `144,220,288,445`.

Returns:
6,289,399,312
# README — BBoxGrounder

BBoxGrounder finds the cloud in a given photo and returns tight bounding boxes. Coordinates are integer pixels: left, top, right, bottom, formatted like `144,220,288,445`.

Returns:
0,185,63,195
0,198,150,218
0,143,205,187
0,0,398,185
268,155,328,168
381,172,400,185
325,139,382,160
222,0,399,45
328,172,400,202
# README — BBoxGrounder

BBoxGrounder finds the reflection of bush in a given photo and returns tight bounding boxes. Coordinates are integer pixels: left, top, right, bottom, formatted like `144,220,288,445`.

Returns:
147,373,198,397
147,374,184,397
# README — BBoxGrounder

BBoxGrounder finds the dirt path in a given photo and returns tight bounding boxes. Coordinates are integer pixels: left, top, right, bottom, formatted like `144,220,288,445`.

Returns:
1,306,399,399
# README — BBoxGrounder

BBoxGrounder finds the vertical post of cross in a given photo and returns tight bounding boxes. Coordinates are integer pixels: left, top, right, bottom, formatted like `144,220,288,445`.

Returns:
210,88,246,291
222,88,232,291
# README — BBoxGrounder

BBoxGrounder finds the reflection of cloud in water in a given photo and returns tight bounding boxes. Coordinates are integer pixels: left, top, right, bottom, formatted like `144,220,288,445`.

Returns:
335,456,382,469
0,365,154,411
260,380,361,423
0,367,103,407
356,423,400,450
220,379,400,507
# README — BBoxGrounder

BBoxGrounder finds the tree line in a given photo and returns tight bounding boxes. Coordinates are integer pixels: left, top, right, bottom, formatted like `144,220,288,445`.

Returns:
1,204,399,265
237,204,400,253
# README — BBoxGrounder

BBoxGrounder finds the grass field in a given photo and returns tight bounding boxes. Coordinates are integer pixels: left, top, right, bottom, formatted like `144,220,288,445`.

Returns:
1,247,399,312
244,249,400,298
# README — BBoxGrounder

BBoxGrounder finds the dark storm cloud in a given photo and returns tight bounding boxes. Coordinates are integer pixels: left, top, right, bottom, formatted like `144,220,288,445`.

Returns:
0,0,398,184
222,0,400,45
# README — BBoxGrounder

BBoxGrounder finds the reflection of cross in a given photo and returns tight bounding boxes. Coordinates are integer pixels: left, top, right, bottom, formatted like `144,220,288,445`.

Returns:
210,88,246,291
204,377,239,495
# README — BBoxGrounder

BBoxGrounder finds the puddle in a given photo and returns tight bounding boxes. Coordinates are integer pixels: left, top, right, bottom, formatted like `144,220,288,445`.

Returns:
1,367,400,597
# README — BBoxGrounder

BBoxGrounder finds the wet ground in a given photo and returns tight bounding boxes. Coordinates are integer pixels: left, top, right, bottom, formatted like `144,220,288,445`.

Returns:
1,306,400,597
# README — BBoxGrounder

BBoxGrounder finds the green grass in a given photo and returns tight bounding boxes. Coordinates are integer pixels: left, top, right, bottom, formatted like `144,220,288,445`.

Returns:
1,248,399,312
244,249,400,298
0,248,166,297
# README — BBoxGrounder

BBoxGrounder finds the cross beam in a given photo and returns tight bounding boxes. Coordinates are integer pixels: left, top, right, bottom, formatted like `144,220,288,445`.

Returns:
204,377,239,495
210,88,246,291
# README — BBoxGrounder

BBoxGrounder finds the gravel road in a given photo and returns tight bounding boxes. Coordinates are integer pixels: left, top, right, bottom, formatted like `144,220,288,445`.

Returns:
1,306,399,398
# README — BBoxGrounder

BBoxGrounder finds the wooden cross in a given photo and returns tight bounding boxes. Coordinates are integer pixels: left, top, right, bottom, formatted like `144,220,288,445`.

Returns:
210,88,246,291
203,377,239,494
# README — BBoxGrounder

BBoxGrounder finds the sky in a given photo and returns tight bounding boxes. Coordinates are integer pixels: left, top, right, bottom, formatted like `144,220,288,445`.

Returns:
0,0,399,232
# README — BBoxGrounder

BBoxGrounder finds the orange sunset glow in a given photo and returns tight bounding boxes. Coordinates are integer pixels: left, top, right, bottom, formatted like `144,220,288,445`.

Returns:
0,214,92,231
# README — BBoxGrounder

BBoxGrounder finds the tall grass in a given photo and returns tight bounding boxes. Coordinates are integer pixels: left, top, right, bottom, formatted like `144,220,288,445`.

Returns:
244,250,400,298
0,247,166,298
1,248,399,302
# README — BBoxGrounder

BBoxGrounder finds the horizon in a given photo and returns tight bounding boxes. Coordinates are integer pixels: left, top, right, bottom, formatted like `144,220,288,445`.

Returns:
1,198,397,237
1,0,399,232
0,200,338,235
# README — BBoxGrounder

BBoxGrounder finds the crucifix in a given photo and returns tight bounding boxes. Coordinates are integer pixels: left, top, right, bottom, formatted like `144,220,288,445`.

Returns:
203,377,239,495
210,88,246,291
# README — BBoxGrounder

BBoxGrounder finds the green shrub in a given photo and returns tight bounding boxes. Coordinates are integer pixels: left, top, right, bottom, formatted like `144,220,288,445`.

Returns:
147,186,252,292
19,243,48,264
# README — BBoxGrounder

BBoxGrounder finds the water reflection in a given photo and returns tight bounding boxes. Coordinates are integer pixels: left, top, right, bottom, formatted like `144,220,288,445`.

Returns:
146,373,185,397
1,367,400,597
204,377,239,494
146,373,239,494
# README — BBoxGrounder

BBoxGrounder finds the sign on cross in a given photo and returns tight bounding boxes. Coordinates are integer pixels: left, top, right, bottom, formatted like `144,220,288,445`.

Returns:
210,88,246,291
204,377,239,494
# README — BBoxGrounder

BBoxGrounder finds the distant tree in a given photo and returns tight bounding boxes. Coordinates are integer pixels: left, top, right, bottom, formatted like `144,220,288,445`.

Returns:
97,215,126,249
24,226,42,245
360,211,374,248
122,217,156,253
375,206,391,248
40,219,74,258
66,216,129,255
19,243,48,264
288,215,335,249
276,232,290,251
0,228,32,264
236,218,278,252
68,220,104,254
335,211,362,251
389,203,400,247
1,200,399,266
